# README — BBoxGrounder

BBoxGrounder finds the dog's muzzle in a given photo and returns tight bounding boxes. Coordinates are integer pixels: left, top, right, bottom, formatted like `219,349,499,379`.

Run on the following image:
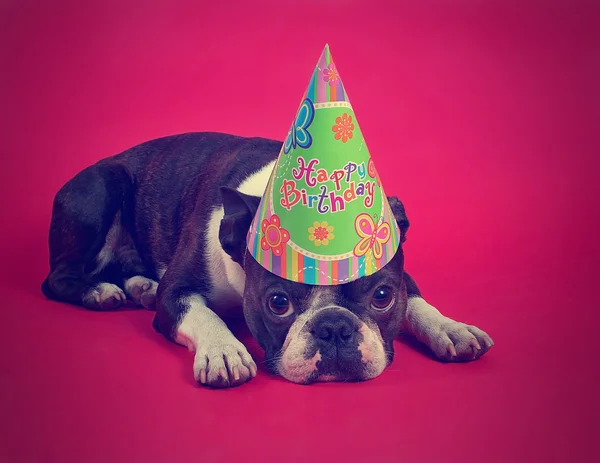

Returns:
277,306,387,384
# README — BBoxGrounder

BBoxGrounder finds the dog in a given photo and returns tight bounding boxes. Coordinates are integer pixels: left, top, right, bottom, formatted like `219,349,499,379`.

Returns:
42,132,494,387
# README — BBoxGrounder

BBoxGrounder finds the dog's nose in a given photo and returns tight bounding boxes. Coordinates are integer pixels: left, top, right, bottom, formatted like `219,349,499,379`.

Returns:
312,310,358,347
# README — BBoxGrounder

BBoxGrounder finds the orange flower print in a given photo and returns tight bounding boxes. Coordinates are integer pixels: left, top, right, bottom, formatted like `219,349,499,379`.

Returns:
308,221,335,247
322,64,339,86
332,113,354,143
261,214,290,257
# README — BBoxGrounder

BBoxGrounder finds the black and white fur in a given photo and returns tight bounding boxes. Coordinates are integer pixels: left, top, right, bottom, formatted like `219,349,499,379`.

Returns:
42,132,493,388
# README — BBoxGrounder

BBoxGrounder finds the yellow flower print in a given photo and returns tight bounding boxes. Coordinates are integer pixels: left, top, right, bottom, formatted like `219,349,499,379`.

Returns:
308,221,335,246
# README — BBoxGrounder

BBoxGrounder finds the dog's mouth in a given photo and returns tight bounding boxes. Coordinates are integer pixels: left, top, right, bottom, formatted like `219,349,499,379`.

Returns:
274,308,388,384
304,354,381,384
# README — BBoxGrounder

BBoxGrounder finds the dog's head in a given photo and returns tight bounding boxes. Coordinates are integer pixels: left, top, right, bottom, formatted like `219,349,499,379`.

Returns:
219,187,410,384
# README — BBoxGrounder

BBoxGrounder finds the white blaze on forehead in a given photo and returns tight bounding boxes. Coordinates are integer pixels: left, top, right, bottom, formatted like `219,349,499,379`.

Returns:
307,287,338,310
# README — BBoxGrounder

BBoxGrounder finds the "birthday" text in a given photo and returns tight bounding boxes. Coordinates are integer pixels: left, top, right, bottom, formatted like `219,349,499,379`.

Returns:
279,156,376,213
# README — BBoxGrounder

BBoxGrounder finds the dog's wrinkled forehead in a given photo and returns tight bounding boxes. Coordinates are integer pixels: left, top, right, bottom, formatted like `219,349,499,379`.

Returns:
306,286,338,309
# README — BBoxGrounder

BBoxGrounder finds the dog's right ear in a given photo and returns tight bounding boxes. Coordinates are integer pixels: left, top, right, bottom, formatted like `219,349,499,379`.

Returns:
387,195,410,243
219,187,261,266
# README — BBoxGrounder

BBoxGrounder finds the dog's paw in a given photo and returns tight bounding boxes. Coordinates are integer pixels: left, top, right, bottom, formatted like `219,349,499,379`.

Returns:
429,321,494,362
83,283,126,311
124,276,158,309
193,340,258,388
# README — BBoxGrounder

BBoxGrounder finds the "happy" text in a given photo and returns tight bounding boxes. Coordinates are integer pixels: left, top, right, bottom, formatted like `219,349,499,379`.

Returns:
279,156,376,213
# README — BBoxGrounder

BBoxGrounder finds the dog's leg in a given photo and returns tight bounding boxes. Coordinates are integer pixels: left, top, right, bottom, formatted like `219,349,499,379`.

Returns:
386,195,494,360
401,273,494,361
42,162,133,311
158,292,257,388
149,187,260,388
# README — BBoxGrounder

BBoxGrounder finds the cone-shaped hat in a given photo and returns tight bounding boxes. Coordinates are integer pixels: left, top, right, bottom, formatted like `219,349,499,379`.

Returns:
246,44,401,285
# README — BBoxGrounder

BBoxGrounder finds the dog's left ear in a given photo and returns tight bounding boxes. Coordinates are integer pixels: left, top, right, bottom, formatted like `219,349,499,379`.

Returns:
219,187,261,266
387,196,410,243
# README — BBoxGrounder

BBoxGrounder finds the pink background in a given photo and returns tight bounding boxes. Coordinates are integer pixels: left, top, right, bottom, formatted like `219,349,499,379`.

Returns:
1,1,599,461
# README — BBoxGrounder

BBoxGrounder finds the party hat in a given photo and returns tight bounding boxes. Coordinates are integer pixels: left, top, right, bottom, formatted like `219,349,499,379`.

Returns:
246,44,401,285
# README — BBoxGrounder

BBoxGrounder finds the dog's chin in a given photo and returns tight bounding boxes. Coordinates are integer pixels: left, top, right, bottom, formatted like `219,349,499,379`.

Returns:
283,367,385,385
275,322,389,385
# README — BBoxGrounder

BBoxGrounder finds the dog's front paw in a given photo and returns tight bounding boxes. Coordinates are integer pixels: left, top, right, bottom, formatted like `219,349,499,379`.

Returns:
193,340,258,388
430,321,494,362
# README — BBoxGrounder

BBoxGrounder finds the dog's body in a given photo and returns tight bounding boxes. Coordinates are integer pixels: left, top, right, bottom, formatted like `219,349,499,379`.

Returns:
42,132,493,387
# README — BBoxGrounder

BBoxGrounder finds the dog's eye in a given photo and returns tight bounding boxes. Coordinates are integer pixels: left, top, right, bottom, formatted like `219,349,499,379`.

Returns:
267,294,293,317
371,286,395,311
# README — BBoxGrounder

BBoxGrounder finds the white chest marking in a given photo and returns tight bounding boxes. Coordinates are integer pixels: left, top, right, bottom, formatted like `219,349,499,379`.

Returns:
204,160,276,312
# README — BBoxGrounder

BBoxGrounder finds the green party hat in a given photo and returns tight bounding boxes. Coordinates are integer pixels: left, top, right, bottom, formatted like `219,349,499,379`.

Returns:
246,44,401,285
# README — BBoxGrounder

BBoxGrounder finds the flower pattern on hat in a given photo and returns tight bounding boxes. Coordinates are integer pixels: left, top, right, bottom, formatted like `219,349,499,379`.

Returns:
322,64,339,86
308,221,335,247
332,113,354,143
261,215,290,257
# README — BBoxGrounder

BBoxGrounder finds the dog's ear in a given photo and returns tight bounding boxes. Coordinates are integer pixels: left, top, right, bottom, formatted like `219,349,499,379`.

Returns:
387,196,410,243
219,187,261,266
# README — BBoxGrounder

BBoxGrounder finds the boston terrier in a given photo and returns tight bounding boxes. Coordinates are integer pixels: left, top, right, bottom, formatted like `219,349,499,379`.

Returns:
41,132,494,387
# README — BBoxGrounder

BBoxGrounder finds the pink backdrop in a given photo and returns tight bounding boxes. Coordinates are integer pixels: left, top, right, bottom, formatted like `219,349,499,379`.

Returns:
1,1,599,462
